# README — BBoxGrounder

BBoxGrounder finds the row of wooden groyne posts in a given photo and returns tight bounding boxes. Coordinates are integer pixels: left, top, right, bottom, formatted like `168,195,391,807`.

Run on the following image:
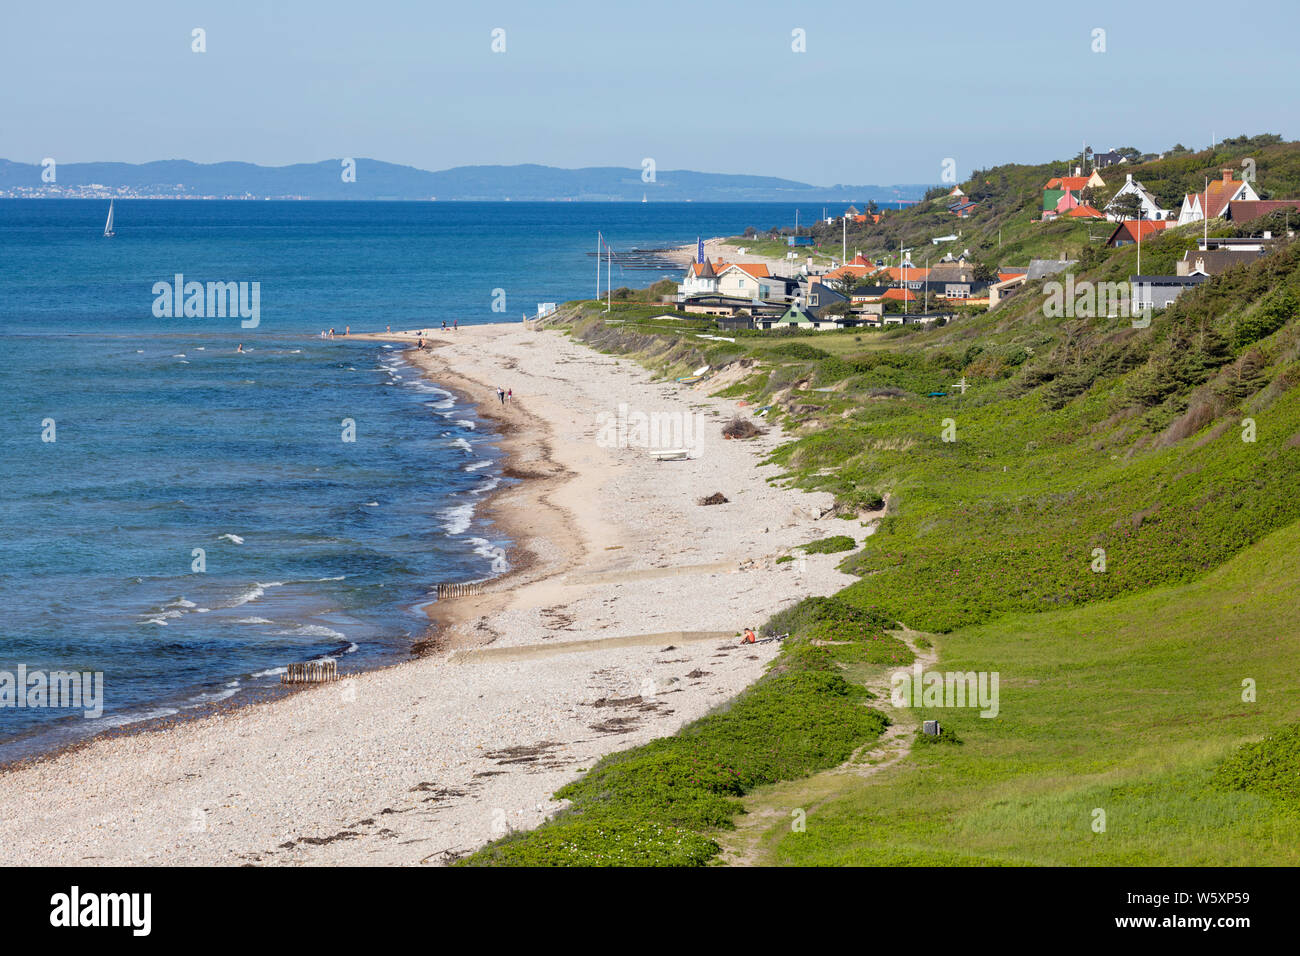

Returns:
280,580,486,683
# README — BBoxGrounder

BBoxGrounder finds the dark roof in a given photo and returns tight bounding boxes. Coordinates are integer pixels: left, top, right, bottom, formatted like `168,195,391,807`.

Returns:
1130,274,1210,285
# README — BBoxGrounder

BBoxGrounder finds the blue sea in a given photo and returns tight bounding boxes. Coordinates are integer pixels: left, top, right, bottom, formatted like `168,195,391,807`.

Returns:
0,199,819,760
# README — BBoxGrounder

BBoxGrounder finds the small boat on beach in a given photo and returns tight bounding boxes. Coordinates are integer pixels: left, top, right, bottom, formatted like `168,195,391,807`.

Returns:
650,449,691,461
103,200,115,238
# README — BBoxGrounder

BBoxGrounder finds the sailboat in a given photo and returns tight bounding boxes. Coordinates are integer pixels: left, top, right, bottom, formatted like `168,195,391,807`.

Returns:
103,199,115,238
641,193,647,203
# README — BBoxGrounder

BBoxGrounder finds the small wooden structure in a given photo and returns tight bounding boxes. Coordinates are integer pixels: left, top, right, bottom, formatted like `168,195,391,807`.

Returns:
436,581,485,599
282,660,339,684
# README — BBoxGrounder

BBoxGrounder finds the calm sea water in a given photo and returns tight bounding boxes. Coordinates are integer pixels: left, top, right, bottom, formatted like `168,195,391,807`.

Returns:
0,199,812,759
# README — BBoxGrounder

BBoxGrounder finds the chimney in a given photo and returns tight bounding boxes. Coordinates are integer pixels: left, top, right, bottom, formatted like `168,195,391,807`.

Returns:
1222,168,1234,183
1126,173,1133,183
1074,165,1081,177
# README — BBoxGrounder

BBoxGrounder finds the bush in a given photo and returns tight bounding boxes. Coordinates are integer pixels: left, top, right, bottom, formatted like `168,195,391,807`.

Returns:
801,535,857,554
1212,722,1300,806
463,669,888,866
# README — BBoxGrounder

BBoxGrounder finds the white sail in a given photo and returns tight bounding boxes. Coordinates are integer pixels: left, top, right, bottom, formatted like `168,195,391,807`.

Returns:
104,200,115,237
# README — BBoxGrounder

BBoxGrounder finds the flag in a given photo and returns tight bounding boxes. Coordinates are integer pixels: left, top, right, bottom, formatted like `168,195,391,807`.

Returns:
697,237,704,264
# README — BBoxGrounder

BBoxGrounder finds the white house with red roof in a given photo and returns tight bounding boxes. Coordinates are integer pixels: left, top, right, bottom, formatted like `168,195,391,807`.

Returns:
1176,169,1259,225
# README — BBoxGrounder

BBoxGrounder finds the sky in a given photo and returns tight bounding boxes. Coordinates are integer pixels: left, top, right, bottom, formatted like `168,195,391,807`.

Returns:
2,0,1297,185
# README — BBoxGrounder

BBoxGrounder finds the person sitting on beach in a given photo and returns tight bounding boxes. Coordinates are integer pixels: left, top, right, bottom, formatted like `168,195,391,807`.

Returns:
742,627,756,644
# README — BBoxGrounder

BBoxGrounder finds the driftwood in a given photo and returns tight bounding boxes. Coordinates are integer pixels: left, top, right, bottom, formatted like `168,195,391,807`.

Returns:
721,416,764,440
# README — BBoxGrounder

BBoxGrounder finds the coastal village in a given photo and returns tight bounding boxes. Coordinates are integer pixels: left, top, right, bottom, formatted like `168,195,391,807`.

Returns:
664,144,1300,331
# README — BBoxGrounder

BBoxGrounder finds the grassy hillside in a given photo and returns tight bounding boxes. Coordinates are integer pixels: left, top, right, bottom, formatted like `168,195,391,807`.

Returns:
736,134,1297,267
763,518,1300,866
468,150,1300,866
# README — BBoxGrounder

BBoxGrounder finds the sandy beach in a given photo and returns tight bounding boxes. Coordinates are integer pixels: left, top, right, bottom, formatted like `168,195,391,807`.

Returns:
0,321,857,866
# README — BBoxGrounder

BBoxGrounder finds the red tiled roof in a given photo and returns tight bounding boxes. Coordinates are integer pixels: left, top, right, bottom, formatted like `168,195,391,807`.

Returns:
720,262,771,278
1065,205,1105,219
883,266,929,282
1105,220,1168,245
1046,176,1092,192
883,288,917,302
1187,173,1255,220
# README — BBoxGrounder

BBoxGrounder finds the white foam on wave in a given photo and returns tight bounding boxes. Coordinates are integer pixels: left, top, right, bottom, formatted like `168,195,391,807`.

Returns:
455,419,476,430
474,477,501,495
218,533,244,545
94,706,180,729
252,665,288,678
440,501,475,535
279,624,348,640
449,437,473,453
465,459,493,472
228,581,284,608
166,597,197,609
185,680,242,707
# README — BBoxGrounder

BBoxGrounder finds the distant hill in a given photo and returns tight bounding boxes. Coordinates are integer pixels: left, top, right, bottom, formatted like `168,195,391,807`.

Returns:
0,157,930,203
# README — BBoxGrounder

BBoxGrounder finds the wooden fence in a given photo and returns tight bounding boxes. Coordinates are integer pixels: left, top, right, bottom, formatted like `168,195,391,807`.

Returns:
281,659,339,684
436,581,485,599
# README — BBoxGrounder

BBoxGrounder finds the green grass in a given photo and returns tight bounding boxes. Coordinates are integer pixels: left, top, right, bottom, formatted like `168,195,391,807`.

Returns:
470,140,1300,867
460,605,903,866
800,534,856,555
762,518,1300,865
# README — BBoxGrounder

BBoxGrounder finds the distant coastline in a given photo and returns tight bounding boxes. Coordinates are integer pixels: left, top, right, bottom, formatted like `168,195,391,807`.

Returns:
0,157,932,203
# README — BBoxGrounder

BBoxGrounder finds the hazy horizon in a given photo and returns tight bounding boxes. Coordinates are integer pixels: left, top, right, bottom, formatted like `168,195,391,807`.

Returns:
4,0,1296,185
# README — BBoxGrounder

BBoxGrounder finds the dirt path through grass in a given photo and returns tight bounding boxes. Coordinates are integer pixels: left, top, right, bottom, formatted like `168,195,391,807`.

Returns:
716,627,937,866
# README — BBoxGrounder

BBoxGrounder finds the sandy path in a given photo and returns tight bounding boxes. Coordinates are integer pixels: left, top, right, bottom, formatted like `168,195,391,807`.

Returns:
0,322,857,866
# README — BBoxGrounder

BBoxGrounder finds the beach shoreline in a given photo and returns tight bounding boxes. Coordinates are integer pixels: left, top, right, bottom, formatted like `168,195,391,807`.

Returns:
0,320,859,866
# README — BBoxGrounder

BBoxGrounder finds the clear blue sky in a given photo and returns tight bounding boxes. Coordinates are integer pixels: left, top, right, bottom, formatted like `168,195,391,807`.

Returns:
2,0,1295,184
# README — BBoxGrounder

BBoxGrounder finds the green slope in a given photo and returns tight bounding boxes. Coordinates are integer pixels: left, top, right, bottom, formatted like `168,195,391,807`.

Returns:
765,516,1300,866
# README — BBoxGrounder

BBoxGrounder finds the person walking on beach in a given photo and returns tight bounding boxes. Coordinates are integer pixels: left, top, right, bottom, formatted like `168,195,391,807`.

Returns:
496,386,505,405
453,319,458,331
506,388,513,402
345,325,350,336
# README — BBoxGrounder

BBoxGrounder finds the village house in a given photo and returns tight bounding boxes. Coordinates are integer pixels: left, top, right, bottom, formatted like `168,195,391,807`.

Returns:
1131,273,1209,311
1225,200,1300,226
1106,220,1169,247
1042,168,1106,220
1175,247,1266,276
1105,174,1172,221
1176,169,1259,225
